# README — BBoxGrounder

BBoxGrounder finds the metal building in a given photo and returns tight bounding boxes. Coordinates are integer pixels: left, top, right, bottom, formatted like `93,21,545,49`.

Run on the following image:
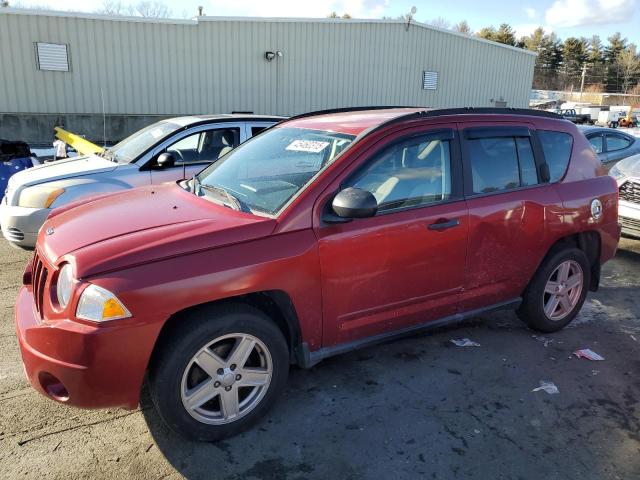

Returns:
0,8,536,143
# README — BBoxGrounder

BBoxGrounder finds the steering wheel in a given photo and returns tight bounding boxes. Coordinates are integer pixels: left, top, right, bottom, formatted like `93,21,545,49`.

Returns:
168,149,185,164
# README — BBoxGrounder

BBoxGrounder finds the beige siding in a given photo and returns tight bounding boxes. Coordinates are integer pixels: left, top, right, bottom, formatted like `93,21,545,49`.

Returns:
0,10,536,116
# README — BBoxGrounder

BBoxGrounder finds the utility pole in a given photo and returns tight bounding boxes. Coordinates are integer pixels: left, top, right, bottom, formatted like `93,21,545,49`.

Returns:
579,63,587,102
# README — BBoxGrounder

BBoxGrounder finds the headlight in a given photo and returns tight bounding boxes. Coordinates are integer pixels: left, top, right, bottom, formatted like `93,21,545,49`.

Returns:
609,164,625,180
18,185,65,208
56,264,74,309
76,284,132,322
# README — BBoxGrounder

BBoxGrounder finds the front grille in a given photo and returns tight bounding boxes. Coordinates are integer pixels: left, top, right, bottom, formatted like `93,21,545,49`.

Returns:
621,216,640,238
31,251,49,319
619,180,640,204
5,227,24,241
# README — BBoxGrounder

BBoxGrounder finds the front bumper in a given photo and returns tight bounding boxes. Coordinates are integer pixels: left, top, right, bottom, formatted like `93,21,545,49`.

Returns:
619,200,640,238
15,285,161,409
0,201,50,248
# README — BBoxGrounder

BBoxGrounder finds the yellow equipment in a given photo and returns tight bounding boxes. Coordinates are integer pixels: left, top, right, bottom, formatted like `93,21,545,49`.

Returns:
618,106,639,128
54,127,104,156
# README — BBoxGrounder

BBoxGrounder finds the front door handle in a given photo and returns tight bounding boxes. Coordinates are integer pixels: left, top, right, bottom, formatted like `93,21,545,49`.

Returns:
428,218,460,231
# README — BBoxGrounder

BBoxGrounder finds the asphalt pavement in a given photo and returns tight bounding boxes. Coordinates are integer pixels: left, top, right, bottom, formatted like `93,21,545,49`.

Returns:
0,239,639,479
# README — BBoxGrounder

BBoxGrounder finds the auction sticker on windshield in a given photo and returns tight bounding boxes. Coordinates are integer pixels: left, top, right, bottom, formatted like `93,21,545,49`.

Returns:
286,140,330,153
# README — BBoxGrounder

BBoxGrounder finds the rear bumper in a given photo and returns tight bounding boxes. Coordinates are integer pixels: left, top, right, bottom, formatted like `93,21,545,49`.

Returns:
0,202,50,248
15,285,162,409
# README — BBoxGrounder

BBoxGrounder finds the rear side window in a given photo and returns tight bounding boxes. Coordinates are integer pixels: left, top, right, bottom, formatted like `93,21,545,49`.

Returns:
538,131,573,182
516,138,538,187
606,134,631,152
251,126,268,136
468,137,538,194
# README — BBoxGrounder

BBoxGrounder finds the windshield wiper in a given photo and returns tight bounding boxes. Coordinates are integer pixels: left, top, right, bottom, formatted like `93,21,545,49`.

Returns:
200,184,248,212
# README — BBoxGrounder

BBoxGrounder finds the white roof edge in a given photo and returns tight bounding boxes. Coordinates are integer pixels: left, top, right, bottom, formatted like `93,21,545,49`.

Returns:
1,8,536,56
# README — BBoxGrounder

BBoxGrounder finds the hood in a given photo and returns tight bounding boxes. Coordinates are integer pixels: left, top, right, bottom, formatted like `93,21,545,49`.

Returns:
39,183,277,277
10,155,117,188
617,154,640,177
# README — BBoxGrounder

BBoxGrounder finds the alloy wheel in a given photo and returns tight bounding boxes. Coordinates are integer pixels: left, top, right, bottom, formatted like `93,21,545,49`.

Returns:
542,260,584,321
180,333,272,425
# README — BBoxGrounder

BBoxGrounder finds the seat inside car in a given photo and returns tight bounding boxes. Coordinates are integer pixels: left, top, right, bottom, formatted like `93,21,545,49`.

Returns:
372,140,447,207
199,129,238,161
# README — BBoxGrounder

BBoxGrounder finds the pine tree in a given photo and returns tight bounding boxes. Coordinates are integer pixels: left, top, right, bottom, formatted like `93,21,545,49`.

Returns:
493,24,516,46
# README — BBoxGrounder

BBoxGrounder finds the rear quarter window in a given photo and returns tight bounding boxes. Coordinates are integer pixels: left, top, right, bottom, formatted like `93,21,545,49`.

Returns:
538,131,573,182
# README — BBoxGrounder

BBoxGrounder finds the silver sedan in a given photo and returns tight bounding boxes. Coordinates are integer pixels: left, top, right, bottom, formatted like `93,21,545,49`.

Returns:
1,114,282,249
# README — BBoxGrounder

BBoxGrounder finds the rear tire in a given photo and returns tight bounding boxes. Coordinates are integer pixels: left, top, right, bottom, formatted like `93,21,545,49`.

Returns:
148,304,289,441
517,247,591,333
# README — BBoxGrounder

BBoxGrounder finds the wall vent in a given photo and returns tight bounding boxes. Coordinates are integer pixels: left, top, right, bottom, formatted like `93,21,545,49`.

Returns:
422,71,438,90
36,42,70,72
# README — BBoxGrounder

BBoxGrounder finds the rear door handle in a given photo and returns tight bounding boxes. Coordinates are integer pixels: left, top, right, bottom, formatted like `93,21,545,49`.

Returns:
427,218,460,231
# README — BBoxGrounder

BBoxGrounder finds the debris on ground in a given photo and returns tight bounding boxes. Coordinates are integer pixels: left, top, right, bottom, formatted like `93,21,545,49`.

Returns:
573,349,605,361
532,335,554,347
532,381,559,395
450,338,481,347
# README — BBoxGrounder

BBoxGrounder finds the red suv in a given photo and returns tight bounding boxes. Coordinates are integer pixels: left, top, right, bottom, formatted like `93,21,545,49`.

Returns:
15,107,620,441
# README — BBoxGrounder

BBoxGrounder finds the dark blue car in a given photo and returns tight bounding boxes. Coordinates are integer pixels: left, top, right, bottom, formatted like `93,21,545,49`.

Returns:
0,140,35,196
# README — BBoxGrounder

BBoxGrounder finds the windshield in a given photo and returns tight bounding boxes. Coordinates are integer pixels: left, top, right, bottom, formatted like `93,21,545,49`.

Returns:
195,127,355,215
106,121,183,163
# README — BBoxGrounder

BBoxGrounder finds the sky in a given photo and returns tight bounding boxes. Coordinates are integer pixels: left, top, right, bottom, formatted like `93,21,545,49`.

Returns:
11,0,640,44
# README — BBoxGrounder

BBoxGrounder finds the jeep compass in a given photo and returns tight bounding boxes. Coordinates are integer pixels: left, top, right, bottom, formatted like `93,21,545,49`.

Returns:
14,107,620,441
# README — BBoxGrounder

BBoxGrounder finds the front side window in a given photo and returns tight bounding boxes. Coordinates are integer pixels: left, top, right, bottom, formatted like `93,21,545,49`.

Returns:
538,131,573,182
166,128,240,165
196,127,354,215
346,136,452,213
589,134,604,154
606,134,632,152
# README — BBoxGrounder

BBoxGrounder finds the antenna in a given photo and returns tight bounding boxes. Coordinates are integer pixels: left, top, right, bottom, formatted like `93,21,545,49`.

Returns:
405,6,417,31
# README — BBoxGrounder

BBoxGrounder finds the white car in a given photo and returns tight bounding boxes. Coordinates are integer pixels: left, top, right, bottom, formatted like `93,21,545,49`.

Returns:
1,114,282,249
610,154,640,238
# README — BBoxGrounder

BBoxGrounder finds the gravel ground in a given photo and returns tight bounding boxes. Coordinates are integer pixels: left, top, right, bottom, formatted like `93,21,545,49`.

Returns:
0,239,639,479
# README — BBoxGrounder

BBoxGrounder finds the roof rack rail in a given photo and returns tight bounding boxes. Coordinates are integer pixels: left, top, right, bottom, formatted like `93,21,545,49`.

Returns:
422,107,563,119
358,107,564,139
286,106,423,122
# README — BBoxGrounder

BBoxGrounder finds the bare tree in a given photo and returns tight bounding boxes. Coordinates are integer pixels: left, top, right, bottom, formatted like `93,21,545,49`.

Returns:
132,1,170,18
6,0,53,8
430,17,450,30
98,0,132,15
454,20,472,35
617,45,640,94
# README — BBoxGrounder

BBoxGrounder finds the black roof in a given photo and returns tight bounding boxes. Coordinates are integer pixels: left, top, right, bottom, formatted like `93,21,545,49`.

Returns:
288,106,564,122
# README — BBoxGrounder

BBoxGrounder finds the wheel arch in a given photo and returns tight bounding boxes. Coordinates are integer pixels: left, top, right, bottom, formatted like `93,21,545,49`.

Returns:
150,290,304,369
542,231,601,291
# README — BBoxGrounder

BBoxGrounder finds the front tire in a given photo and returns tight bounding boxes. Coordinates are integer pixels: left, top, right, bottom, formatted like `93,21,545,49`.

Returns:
148,304,289,441
517,247,591,333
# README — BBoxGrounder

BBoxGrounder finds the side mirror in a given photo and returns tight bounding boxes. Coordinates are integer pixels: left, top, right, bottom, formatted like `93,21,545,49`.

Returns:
157,152,176,168
331,187,378,219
